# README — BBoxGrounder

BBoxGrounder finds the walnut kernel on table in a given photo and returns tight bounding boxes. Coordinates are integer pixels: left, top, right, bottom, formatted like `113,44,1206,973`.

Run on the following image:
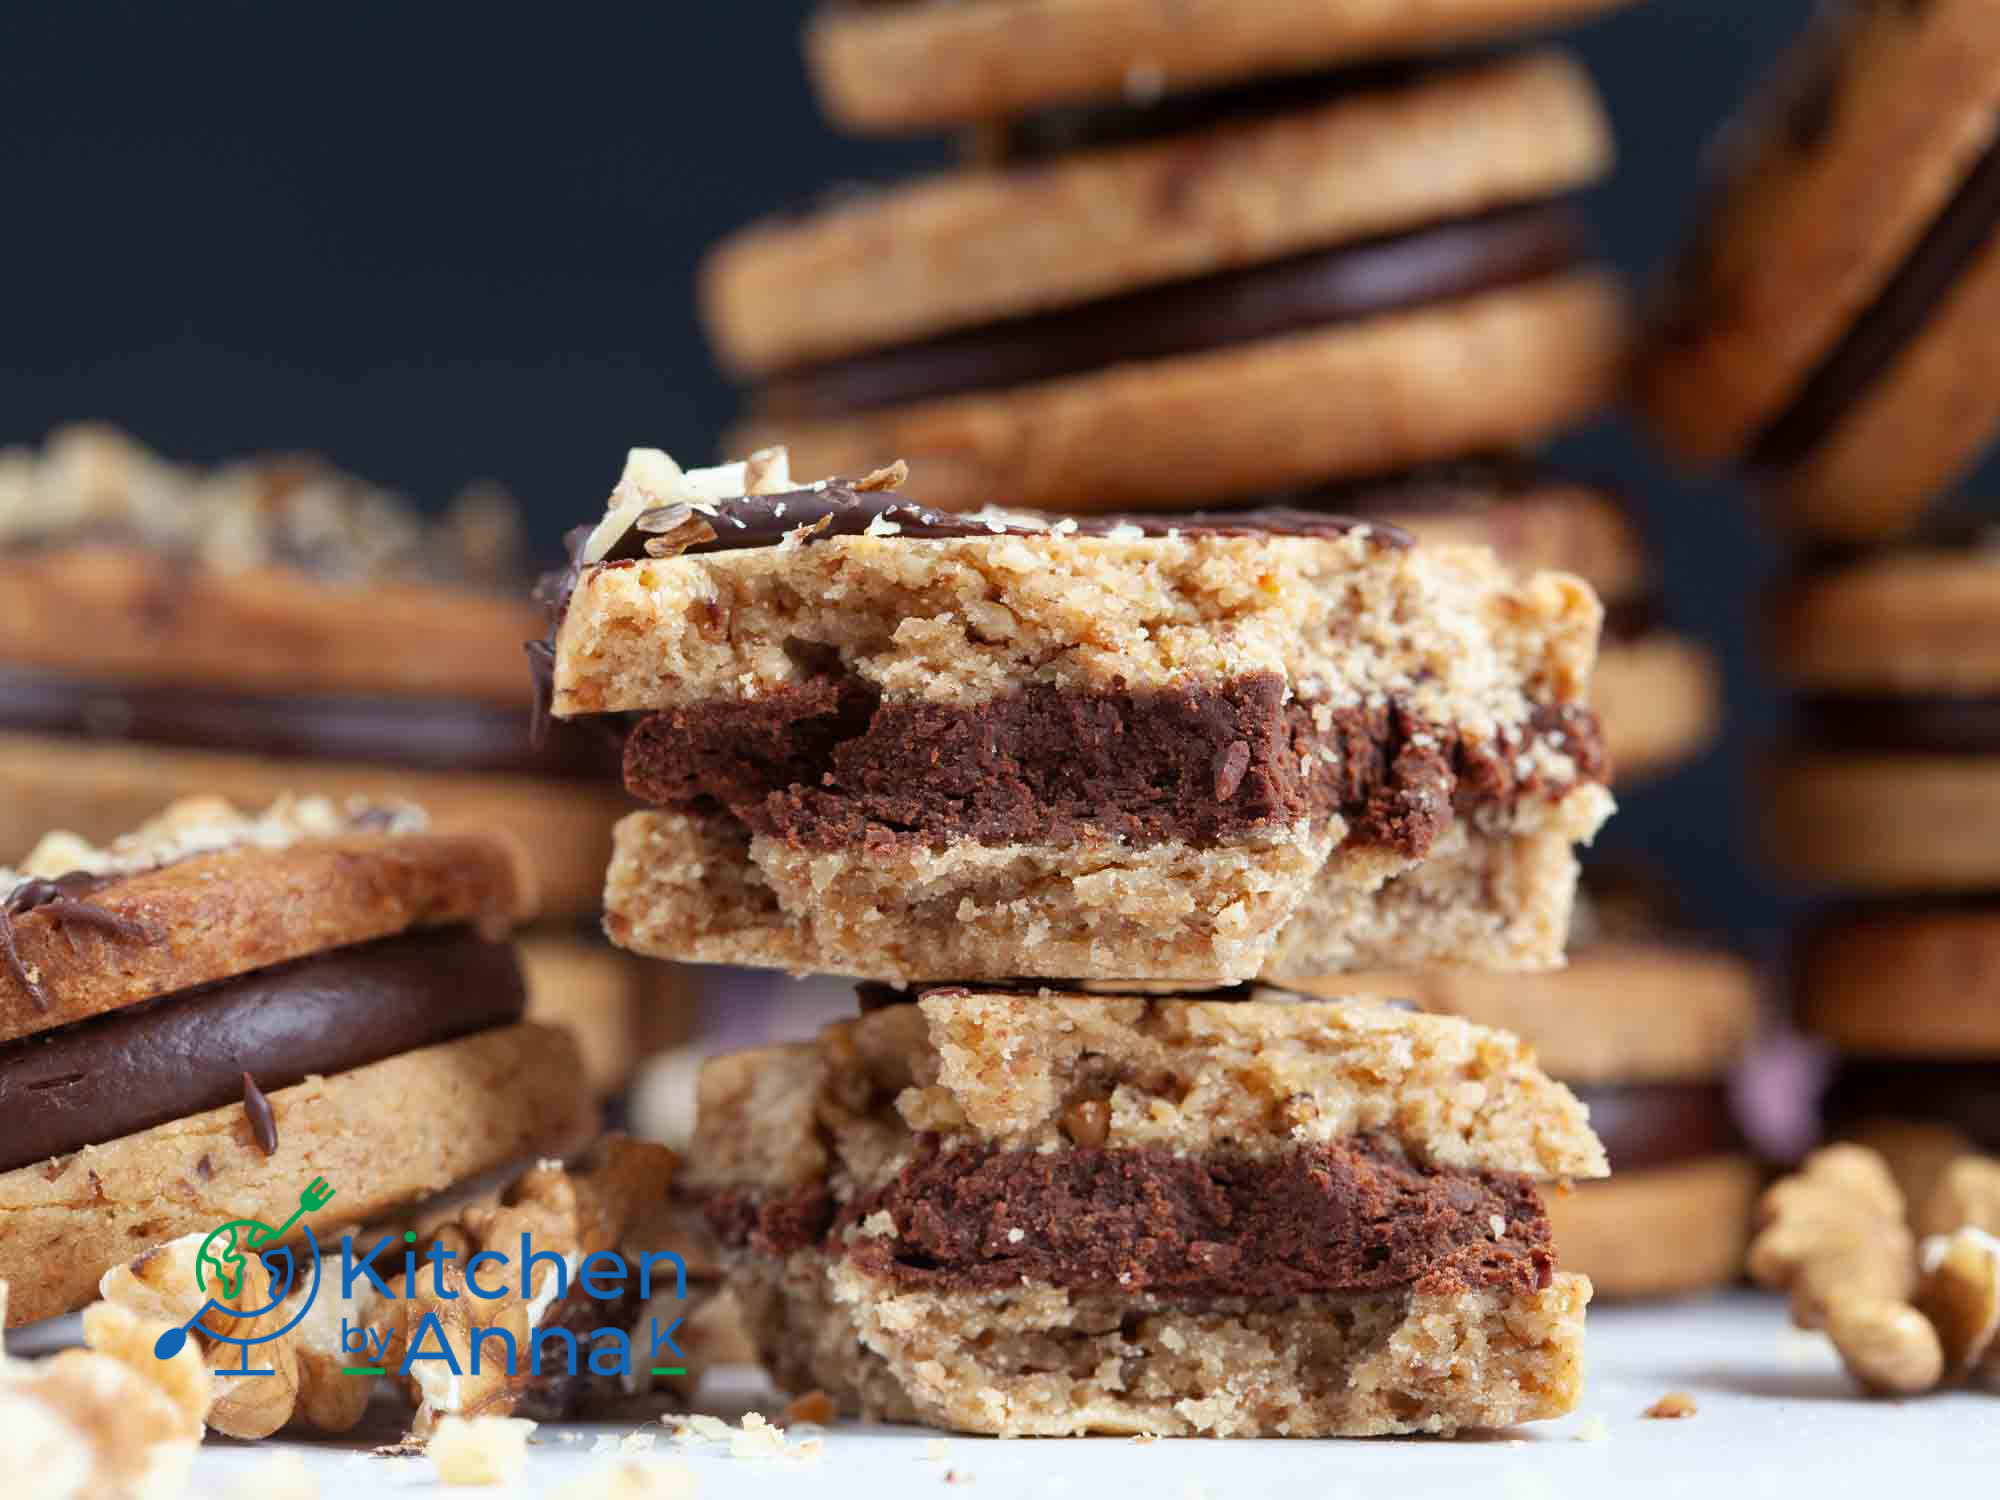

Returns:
1750,1145,2000,1396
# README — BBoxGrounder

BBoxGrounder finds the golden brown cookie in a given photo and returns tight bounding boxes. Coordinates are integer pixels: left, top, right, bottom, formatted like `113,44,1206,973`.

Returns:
1800,901,2000,1056
1594,633,1723,783
804,0,1637,135
0,428,619,918
1769,544,2000,694
705,54,1622,512
1765,754,2000,891
1636,0,2000,539
0,797,595,1327
0,733,626,920
1547,1157,1759,1300
517,929,695,1096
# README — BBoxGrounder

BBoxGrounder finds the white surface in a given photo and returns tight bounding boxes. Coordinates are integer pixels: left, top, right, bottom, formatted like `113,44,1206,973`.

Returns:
188,1292,1996,1496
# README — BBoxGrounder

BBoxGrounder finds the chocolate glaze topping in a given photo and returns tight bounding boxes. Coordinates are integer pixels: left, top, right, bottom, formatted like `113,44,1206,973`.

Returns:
1566,1082,1740,1172
1751,135,2000,476
0,871,150,1015
242,1072,278,1156
0,925,525,1173
1824,1058,2000,1154
1798,694,2000,756
758,203,1585,416
706,1138,1555,1299
622,674,1603,861
0,666,616,782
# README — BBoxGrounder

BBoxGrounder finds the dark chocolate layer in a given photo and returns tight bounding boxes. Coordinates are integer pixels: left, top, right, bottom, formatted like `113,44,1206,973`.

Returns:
706,1138,1554,1298
1823,1058,2000,1154
1567,1082,1740,1172
1797,694,2000,756
0,666,615,782
0,926,525,1173
758,203,1584,415
1750,135,2000,476
622,674,1604,861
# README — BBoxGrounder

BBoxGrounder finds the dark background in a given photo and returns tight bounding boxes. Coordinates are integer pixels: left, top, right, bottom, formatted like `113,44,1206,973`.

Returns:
2,2,1854,950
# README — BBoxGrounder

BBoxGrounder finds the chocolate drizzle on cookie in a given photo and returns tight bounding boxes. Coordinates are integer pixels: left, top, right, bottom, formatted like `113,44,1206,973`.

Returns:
242,1071,279,1155
0,872,154,1014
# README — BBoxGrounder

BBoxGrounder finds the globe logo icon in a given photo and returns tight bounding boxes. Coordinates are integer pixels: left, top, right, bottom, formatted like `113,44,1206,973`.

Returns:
151,1178,336,1376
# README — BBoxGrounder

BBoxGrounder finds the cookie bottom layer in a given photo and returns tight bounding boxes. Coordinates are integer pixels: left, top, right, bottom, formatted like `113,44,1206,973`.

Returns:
730,1250,1588,1436
0,729,629,919
731,274,1624,514
1765,753,2000,890
605,790,1608,981
1546,1157,1757,1300
1595,634,1721,784
0,1022,596,1327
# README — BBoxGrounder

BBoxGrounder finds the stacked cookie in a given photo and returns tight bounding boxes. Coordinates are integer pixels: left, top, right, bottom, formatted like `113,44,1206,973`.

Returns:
0,425,682,1107
703,25,1635,521
1636,1,2000,1210
545,444,1619,1435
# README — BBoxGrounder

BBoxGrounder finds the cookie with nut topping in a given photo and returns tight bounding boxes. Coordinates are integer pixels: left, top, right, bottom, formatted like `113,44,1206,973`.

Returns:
0,425,629,917
0,795,596,1328
705,52,1623,515
1636,0,2000,539
545,446,1613,983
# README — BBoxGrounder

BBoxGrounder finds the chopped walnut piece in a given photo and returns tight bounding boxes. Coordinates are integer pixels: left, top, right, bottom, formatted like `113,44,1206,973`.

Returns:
0,1282,209,1500
97,1231,381,1440
1642,1391,1697,1420
1925,1157,2000,1241
780,1389,835,1426
1914,1228,2000,1373
852,460,909,493
1750,1144,1915,1328
429,1414,536,1486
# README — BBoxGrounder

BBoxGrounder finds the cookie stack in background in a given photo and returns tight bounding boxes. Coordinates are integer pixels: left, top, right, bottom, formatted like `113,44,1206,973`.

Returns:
0,425,688,1109
1635,1,2000,1212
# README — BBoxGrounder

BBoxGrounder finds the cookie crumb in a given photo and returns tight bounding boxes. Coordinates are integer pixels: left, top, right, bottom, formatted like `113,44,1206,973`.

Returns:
1574,1414,1610,1443
429,1415,536,1486
1643,1391,1698,1420
781,1389,835,1426
555,1460,698,1499
233,1450,318,1500
945,1470,976,1485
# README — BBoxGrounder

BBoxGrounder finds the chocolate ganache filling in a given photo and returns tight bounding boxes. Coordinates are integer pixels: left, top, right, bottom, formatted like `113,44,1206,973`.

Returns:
705,1138,1555,1299
0,925,525,1173
1750,135,2000,476
1566,1082,1740,1172
1823,1058,2000,1154
622,674,1603,861
1798,694,2000,756
0,666,614,782
757,202,1585,419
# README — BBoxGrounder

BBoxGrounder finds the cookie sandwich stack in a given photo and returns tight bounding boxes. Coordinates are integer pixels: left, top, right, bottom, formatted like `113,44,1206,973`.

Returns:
704,22,1635,523
543,445,1619,1435
0,425,683,1109
1636,1,2000,1210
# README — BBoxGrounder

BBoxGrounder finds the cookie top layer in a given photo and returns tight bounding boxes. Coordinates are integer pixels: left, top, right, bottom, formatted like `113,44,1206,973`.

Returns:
687,990,1607,1195
0,795,532,1044
1768,537,2000,693
549,450,1602,761
1637,0,2000,466
1799,900,2000,1056
0,427,543,703
805,0,1635,135
704,53,1611,375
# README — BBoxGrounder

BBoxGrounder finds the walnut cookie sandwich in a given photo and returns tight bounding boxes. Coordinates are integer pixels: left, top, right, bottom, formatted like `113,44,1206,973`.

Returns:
0,795,596,1330
704,52,1625,515
1637,0,2000,539
686,988,1607,1437
540,446,1613,983
0,424,630,918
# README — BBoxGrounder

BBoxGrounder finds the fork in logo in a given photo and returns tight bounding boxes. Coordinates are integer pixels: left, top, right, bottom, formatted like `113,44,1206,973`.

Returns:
248,1177,336,1248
